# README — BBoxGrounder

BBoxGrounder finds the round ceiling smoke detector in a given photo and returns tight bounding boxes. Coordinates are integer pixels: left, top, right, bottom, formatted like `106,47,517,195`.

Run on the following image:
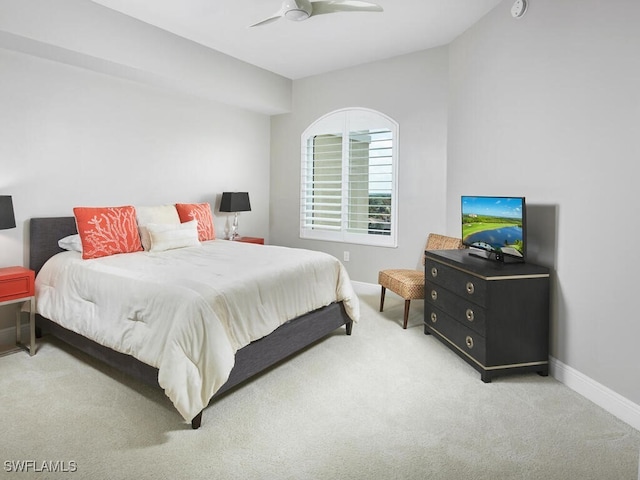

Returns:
511,0,528,18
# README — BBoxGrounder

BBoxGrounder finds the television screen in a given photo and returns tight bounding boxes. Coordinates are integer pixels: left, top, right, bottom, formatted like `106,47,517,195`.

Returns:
461,196,526,260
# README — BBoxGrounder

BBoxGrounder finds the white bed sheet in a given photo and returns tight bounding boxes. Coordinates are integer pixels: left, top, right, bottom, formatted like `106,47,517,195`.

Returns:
35,240,359,422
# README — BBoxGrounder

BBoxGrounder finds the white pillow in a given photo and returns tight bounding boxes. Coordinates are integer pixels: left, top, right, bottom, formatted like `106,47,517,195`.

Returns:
58,234,82,252
146,220,200,252
136,205,181,251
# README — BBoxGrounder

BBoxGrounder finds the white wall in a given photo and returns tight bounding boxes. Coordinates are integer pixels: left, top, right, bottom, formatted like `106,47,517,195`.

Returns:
0,0,287,339
447,0,640,411
270,48,450,282
0,0,291,115
271,0,640,429
0,49,271,335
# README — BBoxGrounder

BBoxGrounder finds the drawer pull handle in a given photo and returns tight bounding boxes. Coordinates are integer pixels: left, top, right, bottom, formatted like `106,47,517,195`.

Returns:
430,312,437,323
430,290,438,301
430,267,438,278
466,282,475,295
465,336,474,349
465,309,474,322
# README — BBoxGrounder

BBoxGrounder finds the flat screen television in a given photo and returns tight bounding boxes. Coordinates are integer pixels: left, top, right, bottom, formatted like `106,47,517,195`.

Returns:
461,196,526,262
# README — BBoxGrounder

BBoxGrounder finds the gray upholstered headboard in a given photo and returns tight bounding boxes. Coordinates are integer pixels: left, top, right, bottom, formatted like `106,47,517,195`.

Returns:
29,217,77,274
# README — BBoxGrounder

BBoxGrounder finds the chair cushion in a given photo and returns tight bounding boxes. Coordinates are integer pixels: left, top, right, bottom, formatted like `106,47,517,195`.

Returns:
378,269,425,300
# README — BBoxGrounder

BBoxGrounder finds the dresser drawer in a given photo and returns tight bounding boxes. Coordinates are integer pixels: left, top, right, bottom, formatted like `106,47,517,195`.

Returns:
425,280,486,336
425,304,486,366
425,258,487,307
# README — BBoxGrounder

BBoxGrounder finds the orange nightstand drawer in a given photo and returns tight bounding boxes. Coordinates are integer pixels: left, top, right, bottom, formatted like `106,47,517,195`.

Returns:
235,237,265,245
0,267,35,302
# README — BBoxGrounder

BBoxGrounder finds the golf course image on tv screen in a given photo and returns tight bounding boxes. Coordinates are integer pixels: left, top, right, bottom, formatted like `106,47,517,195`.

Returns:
461,196,525,258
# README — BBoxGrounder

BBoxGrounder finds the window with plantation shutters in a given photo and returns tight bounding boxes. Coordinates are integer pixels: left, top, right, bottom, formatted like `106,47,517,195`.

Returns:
300,108,398,247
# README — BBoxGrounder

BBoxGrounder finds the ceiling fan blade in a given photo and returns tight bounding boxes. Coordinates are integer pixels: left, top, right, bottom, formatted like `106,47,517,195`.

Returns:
310,0,383,16
249,14,283,28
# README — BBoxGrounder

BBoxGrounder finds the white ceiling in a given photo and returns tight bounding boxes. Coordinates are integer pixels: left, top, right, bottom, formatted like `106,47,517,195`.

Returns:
89,0,503,80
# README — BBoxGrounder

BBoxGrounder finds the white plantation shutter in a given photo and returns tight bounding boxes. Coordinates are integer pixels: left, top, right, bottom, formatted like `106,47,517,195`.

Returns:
300,108,398,247
347,128,393,236
301,133,343,233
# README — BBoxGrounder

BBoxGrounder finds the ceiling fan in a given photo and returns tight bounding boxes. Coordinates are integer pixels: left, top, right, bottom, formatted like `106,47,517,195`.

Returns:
250,0,383,27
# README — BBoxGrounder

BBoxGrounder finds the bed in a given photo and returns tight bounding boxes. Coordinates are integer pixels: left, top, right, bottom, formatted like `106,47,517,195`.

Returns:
29,216,357,429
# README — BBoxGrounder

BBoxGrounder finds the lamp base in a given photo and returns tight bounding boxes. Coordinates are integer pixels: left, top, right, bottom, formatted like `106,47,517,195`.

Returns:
229,213,239,240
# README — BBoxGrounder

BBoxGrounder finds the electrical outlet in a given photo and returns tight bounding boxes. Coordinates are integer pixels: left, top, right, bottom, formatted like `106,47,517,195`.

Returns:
343,251,350,262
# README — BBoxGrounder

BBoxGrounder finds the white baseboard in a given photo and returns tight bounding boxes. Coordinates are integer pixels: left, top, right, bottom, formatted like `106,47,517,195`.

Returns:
550,357,640,431
0,323,30,347
351,280,380,295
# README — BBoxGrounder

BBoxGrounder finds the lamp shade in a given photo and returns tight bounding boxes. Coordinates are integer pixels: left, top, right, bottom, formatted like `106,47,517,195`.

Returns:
220,192,251,213
0,195,16,230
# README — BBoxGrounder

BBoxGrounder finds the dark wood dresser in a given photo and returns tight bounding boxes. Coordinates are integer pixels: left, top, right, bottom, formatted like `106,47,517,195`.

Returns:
424,249,550,382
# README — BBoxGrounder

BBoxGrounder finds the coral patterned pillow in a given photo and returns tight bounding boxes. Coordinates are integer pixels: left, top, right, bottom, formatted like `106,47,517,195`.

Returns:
175,203,215,241
74,206,143,259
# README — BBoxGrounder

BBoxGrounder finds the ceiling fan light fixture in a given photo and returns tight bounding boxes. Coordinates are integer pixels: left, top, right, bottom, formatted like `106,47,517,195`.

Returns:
285,9,310,21
250,0,382,28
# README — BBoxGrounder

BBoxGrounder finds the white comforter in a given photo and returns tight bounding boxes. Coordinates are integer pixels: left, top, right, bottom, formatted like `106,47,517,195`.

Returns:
35,240,359,422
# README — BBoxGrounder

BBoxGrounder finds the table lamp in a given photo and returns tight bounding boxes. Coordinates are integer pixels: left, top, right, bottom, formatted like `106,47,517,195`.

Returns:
220,192,251,240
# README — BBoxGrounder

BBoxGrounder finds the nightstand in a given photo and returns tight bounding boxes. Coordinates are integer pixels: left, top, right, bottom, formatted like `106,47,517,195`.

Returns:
234,236,265,245
0,266,36,357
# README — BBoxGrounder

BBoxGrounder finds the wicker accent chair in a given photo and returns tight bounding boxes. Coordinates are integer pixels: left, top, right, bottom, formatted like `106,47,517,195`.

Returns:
378,233,463,329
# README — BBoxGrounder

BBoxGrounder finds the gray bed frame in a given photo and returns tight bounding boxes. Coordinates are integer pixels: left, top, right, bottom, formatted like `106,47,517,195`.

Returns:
29,217,353,429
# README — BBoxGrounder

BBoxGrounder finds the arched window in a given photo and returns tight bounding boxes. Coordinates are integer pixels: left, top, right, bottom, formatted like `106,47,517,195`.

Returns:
300,108,398,247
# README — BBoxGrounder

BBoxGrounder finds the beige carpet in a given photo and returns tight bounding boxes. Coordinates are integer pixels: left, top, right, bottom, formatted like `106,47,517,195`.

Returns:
1,283,639,480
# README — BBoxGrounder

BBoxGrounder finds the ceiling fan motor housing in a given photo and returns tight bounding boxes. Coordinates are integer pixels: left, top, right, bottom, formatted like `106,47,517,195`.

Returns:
284,0,312,21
